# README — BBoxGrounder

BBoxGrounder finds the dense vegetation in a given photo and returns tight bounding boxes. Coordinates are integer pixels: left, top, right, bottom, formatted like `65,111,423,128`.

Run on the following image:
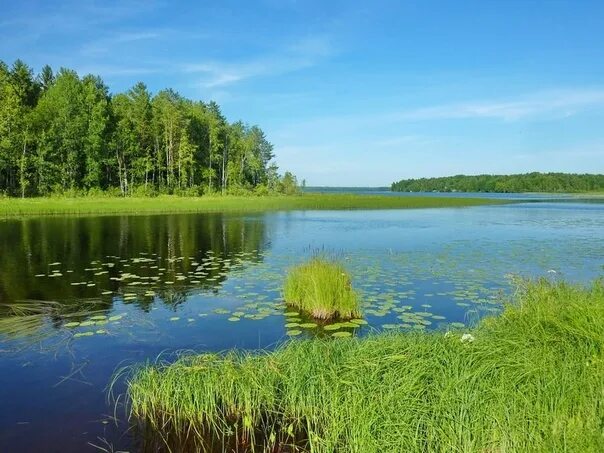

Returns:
0,194,508,217
283,257,360,319
128,279,604,452
391,172,604,193
0,59,296,197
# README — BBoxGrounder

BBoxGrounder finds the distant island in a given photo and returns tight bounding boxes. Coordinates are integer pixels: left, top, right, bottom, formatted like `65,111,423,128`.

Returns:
391,172,604,193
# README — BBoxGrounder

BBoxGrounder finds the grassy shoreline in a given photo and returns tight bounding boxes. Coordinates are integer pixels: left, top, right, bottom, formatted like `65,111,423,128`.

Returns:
127,279,604,452
0,194,508,218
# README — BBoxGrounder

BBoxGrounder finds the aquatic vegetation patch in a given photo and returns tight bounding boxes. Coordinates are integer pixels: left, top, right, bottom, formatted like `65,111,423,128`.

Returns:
0,299,126,346
128,280,604,452
283,257,361,319
0,194,509,218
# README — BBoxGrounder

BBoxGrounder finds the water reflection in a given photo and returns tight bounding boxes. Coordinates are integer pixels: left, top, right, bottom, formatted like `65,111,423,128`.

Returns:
0,213,270,343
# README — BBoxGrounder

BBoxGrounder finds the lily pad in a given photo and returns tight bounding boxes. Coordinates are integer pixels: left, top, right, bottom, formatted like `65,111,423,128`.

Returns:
331,331,352,338
74,332,94,338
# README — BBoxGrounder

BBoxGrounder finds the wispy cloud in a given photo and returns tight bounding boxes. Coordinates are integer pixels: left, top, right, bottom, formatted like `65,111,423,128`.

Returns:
396,89,604,121
73,64,161,77
272,87,604,144
80,31,162,55
183,35,334,88
372,135,435,147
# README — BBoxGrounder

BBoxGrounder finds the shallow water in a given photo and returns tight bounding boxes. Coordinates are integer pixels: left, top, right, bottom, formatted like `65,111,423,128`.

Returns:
1,201,603,452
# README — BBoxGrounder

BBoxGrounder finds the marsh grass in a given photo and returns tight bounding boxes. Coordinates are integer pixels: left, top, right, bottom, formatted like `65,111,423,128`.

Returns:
0,194,507,217
0,299,111,346
127,279,604,452
283,257,360,319
0,301,62,342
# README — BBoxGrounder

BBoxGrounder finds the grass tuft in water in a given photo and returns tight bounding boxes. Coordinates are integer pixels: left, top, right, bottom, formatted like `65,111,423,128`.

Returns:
127,279,604,452
283,257,361,319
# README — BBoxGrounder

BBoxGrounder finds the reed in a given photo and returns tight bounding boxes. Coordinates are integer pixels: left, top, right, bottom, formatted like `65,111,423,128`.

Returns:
127,279,604,452
283,257,360,319
0,194,508,217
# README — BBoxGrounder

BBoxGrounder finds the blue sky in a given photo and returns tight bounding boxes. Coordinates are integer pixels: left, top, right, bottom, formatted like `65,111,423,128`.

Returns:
1,0,604,186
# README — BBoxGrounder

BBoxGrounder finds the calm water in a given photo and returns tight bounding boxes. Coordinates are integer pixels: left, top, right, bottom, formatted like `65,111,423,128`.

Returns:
1,201,603,452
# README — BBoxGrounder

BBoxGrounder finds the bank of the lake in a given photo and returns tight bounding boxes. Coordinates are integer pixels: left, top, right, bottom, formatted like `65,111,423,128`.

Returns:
128,279,604,452
0,194,508,217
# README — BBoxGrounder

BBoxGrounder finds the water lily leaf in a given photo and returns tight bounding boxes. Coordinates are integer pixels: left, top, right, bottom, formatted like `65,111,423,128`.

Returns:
331,331,352,338
74,332,94,338
90,315,107,321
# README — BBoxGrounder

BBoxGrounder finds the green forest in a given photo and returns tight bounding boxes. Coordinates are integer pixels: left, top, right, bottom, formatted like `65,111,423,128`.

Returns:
0,59,297,197
391,172,604,193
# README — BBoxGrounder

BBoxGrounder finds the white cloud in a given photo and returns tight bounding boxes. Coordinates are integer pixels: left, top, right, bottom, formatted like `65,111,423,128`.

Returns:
396,89,604,121
80,31,162,55
73,64,161,77
183,35,334,88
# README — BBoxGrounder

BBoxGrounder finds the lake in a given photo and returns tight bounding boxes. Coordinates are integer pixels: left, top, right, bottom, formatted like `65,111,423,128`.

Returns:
1,199,603,452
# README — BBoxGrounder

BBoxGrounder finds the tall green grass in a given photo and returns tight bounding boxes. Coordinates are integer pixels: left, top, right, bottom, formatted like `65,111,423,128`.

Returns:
127,279,604,452
283,257,360,319
0,194,507,217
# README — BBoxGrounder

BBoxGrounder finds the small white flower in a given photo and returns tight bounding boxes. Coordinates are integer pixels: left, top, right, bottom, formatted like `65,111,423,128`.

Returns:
461,333,475,343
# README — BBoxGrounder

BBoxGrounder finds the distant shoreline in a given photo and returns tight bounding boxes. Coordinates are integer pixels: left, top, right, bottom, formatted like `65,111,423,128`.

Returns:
391,172,604,194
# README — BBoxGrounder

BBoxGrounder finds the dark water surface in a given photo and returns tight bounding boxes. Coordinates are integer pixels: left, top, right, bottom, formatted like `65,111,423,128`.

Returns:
1,202,603,452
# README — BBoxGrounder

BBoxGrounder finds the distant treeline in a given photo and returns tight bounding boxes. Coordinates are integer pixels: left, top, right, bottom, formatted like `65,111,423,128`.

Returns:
391,172,604,193
0,59,297,197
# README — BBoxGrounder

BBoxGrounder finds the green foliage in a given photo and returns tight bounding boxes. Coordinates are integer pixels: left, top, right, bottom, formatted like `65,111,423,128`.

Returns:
283,257,360,319
279,171,299,195
0,59,293,197
392,172,604,193
128,279,604,452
